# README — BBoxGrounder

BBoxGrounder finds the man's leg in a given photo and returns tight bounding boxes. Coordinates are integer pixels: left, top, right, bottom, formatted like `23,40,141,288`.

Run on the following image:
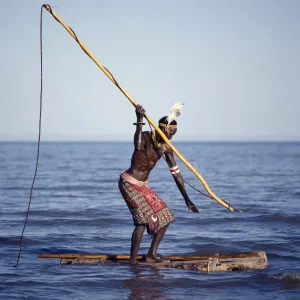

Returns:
130,225,145,265
145,225,168,263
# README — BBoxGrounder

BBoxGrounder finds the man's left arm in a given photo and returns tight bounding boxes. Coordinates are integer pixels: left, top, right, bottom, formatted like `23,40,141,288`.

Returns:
164,151,199,213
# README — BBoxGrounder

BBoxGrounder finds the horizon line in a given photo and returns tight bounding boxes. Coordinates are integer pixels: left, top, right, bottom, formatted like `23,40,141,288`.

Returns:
0,139,300,143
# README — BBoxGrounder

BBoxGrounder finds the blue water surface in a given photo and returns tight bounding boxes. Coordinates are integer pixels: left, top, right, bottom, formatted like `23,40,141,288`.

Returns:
1,141,300,299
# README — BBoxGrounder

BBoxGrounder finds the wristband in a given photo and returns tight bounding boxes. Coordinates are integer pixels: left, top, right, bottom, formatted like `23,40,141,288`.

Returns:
133,122,146,125
170,165,180,174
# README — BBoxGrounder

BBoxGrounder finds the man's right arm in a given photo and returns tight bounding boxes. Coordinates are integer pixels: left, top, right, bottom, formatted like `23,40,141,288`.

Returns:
134,105,146,150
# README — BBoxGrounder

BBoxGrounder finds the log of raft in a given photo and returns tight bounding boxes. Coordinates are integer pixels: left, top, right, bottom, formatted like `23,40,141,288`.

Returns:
37,251,267,272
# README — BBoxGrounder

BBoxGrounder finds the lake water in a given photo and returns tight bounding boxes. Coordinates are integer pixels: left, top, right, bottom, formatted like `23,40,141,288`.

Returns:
1,141,299,299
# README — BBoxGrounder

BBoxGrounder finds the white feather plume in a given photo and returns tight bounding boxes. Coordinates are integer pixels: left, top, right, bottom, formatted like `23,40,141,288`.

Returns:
167,102,184,124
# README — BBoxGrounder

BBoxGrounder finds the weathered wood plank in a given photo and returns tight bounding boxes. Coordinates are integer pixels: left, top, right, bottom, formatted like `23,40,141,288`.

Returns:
38,251,268,272
37,251,262,261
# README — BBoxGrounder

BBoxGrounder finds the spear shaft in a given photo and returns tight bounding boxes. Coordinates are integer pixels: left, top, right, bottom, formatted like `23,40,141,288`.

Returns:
42,4,240,212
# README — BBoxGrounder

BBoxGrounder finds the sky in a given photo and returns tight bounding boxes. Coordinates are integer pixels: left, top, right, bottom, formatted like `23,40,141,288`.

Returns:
1,0,299,141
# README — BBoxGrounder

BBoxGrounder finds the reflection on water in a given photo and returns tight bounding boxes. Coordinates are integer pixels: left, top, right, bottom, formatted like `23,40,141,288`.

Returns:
124,267,167,299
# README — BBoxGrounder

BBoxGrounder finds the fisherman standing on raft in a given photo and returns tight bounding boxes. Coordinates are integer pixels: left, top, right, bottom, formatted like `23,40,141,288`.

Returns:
118,103,199,265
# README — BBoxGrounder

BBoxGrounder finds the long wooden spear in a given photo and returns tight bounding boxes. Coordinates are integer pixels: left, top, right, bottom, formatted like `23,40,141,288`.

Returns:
42,4,242,212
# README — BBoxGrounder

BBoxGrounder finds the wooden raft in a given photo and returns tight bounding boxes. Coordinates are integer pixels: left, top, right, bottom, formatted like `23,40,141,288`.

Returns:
37,251,267,272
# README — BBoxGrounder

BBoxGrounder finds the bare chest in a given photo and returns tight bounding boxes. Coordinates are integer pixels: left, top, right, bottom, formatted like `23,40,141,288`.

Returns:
143,144,161,169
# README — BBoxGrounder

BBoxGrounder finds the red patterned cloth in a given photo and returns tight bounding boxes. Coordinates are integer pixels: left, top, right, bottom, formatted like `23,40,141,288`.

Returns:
118,172,174,236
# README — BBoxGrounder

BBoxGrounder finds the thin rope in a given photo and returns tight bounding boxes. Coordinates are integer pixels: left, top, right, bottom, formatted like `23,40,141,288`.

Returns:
146,121,214,200
15,6,44,267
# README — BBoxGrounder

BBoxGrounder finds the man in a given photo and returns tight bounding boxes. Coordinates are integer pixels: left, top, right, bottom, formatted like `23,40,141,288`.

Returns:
118,104,199,265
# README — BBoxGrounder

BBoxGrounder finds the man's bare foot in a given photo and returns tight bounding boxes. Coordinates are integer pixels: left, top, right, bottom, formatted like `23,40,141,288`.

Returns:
129,259,137,265
145,254,167,263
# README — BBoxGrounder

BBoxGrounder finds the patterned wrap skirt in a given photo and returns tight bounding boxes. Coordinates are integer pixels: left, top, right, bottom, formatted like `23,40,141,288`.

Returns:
118,171,174,236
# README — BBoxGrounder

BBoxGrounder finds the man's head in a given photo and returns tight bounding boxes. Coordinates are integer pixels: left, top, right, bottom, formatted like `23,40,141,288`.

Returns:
158,116,177,140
